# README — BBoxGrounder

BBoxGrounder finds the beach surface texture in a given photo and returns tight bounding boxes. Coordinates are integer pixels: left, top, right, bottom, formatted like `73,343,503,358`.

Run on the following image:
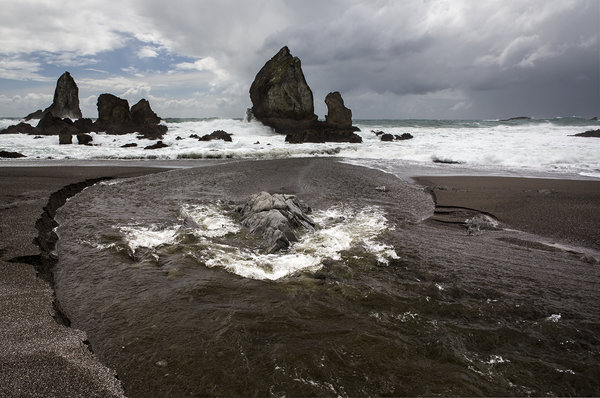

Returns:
1,159,598,396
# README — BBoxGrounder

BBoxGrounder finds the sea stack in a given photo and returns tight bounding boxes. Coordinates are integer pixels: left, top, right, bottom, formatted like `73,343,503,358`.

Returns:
249,46,318,133
249,47,361,143
93,94,167,139
43,72,83,120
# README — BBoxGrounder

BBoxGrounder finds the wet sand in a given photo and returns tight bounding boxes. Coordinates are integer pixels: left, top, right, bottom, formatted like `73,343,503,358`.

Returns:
1,161,599,396
0,165,170,397
414,176,600,251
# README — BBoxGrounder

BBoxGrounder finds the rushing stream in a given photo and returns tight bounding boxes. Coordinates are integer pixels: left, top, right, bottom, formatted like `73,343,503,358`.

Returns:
54,159,600,396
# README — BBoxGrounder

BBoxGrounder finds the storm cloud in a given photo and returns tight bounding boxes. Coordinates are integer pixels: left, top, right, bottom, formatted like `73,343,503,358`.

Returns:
0,0,597,119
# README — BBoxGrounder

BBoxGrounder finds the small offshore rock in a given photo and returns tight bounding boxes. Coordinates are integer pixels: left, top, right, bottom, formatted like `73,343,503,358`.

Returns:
395,133,414,140
121,143,138,148
572,129,600,138
76,134,93,145
58,130,73,144
199,130,232,142
0,150,26,158
144,141,168,150
380,133,394,142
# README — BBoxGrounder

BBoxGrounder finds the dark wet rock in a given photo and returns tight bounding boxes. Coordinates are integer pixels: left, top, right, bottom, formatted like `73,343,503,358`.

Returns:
144,140,168,150
59,130,73,144
76,134,93,145
249,46,316,127
0,150,26,158
121,143,138,148
501,116,531,121
237,191,315,253
73,118,94,134
325,91,352,128
590,117,598,121
176,136,183,140
37,113,78,135
381,133,394,142
199,130,232,142
131,99,161,126
94,95,167,139
24,109,44,121
572,129,600,138
249,47,361,143
94,94,132,134
43,72,82,120
432,157,462,164
371,130,385,136
189,134,200,139
396,133,413,140
0,122,37,135
285,125,362,143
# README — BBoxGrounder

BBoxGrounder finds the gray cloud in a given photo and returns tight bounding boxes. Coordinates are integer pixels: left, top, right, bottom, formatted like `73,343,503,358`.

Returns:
0,0,597,118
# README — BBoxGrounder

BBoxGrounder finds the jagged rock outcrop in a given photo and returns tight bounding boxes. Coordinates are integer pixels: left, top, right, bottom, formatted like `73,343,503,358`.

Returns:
237,192,316,253
249,47,361,143
198,130,232,142
131,99,161,126
0,122,37,135
24,109,44,121
36,113,79,135
325,92,352,128
43,72,83,120
93,95,167,139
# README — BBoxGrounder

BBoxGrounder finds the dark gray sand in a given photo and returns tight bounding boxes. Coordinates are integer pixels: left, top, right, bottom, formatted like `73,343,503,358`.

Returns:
1,161,599,396
414,176,600,250
0,166,169,397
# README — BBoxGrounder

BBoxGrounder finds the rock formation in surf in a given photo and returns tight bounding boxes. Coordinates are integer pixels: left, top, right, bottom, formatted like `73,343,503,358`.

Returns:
237,192,316,253
42,72,83,120
249,46,361,143
573,129,600,138
324,91,352,128
93,94,167,139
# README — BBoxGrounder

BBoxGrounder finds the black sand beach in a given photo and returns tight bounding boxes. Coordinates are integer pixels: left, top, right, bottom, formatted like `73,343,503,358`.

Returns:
1,159,599,396
414,176,600,251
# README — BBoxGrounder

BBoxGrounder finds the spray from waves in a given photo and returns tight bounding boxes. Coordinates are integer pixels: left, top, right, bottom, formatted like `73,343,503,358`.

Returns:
87,202,398,280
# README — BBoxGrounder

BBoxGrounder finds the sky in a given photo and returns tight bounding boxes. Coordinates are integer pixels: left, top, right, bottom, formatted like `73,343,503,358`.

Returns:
0,0,598,119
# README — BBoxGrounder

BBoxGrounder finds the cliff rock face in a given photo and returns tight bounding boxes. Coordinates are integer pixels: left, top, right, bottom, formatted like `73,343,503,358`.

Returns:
325,91,352,128
249,46,317,132
43,72,83,120
249,47,361,143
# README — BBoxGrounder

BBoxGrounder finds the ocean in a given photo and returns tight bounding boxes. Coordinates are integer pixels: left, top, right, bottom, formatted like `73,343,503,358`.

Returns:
1,116,599,179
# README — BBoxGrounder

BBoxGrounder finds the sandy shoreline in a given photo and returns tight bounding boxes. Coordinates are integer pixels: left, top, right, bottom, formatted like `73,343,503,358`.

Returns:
1,159,599,396
414,175,600,251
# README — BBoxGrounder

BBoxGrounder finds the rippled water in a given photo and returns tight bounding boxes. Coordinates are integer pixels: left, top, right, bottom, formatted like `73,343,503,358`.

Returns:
54,159,600,397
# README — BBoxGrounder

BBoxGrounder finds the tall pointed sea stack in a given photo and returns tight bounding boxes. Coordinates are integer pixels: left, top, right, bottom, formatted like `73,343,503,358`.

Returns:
43,72,83,119
249,46,318,134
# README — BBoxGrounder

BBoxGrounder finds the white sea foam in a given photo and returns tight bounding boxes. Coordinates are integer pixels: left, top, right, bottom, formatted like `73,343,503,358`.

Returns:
2,117,599,178
179,203,240,238
114,203,398,280
119,224,180,253
200,205,398,280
